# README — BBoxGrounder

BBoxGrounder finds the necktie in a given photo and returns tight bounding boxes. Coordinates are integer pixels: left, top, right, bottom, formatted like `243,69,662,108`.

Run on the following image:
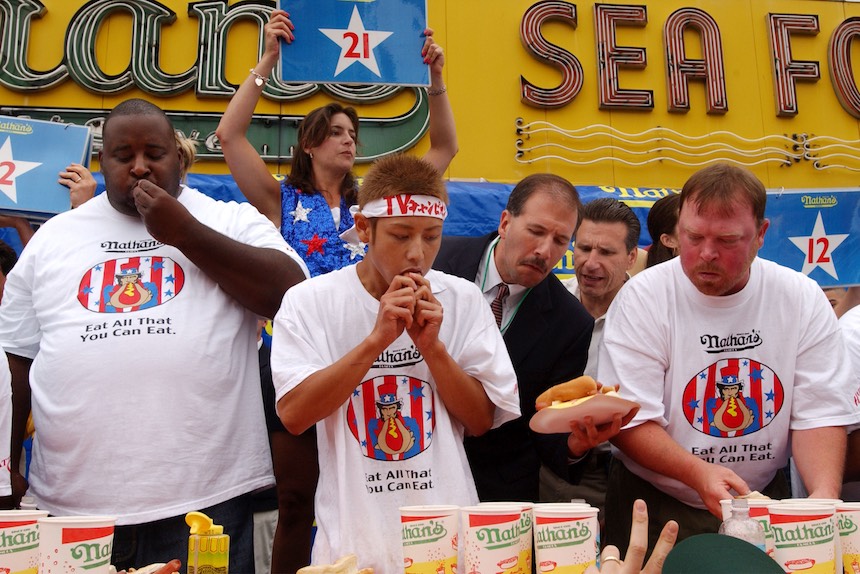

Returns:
491,283,509,329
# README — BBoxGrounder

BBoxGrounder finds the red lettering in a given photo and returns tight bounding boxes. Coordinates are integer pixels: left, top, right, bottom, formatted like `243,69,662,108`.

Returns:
344,32,365,59
768,13,821,116
828,17,860,119
0,161,14,186
520,1,583,108
664,7,727,114
594,3,652,110
396,194,412,215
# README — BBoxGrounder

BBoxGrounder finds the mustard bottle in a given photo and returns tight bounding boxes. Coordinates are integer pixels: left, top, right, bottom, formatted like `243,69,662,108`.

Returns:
185,511,229,574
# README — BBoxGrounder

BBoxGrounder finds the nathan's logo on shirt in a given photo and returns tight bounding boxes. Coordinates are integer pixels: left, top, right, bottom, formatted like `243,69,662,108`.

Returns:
347,375,436,462
100,239,163,253
372,344,424,368
682,358,784,438
699,330,762,353
78,257,185,313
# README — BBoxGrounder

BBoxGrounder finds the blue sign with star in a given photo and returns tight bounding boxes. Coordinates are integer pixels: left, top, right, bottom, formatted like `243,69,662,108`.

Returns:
279,0,429,86
0,115,92,221
759,189,860,287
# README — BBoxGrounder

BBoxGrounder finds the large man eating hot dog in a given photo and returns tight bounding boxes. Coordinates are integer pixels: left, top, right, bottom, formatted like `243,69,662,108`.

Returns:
600,163,860,553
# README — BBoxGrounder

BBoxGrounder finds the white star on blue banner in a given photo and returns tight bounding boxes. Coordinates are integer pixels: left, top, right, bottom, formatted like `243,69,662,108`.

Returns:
278,0,429,86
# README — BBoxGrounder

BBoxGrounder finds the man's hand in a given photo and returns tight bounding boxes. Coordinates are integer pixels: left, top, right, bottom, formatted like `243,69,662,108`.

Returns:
132,180,195,246
58,163,97,208
10,468,27,509
567,413,628,458
372,274,419,348
688,460,750,518
405,273,443,352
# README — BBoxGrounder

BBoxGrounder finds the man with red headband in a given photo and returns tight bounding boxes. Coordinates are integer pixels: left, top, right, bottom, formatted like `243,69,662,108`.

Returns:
272,154,519,573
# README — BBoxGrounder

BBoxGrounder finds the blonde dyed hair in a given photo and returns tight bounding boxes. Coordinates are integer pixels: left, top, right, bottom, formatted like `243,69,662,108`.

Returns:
175,132,197,182
358,154,448,208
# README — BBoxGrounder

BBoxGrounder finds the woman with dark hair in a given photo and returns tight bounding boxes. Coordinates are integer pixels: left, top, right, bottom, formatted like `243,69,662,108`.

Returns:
215,8,458,572
216,8,457,277
645,193,681,268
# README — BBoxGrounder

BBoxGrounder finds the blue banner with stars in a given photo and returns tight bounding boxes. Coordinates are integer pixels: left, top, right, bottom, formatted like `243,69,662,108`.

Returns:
278,0,429,86
758,189,859,288
0,115,91,221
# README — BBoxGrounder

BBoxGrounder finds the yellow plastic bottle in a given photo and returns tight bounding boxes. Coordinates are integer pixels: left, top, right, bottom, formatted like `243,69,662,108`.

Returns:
185,511,229,574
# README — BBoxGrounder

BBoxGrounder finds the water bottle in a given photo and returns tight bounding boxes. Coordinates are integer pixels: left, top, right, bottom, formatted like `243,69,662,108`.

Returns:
719,498,766,552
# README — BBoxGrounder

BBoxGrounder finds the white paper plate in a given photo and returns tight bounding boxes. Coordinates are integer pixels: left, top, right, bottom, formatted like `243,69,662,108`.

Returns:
529,393,640,434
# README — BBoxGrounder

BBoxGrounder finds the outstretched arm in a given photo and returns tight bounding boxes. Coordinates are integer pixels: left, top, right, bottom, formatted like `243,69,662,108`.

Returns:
8,353,32,508
793,426,846,499
420,28,458,173
133,180,305,317
611,421,751,518
215,9,294,227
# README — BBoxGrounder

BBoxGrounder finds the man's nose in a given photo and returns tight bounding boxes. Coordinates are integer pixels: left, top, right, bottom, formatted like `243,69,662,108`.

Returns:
130,155,150,177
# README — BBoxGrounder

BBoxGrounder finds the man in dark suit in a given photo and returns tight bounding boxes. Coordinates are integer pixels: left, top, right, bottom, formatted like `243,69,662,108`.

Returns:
434,173,621,501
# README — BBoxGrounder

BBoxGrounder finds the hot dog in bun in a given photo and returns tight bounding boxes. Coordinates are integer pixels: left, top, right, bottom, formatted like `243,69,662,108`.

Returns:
535,375,618,410
297,555,373,574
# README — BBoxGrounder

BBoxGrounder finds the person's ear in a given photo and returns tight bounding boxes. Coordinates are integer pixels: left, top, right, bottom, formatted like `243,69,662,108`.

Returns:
660,233,679,250
498,210,512,239
356,214,371,243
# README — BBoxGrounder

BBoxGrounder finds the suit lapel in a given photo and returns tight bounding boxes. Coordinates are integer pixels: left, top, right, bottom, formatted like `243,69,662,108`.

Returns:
503,278,552,366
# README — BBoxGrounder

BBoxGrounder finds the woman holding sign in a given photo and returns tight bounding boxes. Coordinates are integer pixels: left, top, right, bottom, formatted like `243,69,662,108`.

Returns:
215,7,457,572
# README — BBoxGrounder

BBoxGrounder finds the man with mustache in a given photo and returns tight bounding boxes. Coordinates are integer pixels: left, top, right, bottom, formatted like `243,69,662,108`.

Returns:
600,163,860,553
434,173,613,502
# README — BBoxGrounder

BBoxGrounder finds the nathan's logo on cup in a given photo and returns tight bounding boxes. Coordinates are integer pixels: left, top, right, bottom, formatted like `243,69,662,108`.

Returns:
475,520,527,550
838,513,858,535
534,521,592,548
771,520,834,545
0,522,39,551
65,526,114,568
402,519,449,546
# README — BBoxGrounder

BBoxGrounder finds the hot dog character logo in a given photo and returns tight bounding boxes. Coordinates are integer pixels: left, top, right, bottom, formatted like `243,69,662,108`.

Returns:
347,375,435,461
78,256,185,313
683,358,784,437
710,364,755,433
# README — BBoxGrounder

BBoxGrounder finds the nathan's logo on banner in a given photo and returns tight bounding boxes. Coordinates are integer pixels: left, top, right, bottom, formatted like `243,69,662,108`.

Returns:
682,358,785,437
347,374,435,461
801,195,838,208
78,256,185,313
0,120,32,135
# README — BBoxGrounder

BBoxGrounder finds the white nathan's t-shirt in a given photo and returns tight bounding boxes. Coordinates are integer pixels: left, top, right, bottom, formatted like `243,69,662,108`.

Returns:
840,305,860,433
272,266,520,573
0,188,308,524
599,257,860,508
0,351,10,496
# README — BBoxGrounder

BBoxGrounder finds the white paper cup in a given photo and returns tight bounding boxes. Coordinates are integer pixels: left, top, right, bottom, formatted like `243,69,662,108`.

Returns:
478,502,535,567
37,516,116,574
400,505,459,573
462,504,531,573
836,502,860,574
778,499,842,570
768,503,835,574
720,498,776,557
0,509,50,574
532,503,599,574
